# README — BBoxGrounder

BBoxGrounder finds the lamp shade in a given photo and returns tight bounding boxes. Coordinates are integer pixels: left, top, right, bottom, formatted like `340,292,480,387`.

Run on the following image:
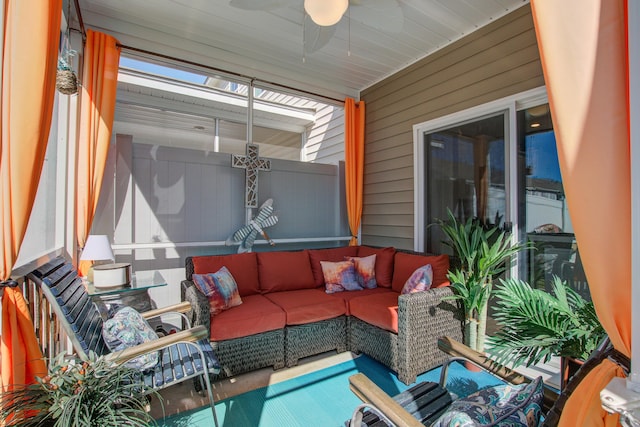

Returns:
304,0,348,26
80,235,115,261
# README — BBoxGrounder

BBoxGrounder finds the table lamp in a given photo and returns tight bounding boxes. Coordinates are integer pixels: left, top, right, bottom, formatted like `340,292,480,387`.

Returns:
80,235,130,288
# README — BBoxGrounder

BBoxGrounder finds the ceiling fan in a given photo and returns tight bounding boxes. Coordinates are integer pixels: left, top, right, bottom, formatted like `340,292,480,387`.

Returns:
229,0,404,54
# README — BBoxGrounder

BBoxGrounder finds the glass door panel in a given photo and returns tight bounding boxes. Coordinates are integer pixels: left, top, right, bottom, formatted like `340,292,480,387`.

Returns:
518,104,591,300
425,113,507,255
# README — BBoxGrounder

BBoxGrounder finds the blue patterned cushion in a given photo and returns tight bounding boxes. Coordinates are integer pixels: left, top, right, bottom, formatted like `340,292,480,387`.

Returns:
432,376,544,427
102,306,159,370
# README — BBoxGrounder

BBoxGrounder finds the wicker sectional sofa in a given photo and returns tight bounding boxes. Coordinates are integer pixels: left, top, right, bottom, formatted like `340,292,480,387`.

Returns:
181,246,463,384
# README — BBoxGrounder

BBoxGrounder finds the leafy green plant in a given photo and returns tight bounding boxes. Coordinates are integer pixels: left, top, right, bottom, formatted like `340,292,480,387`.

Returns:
488,275,606,367
0,351,159,427
436,209,528,353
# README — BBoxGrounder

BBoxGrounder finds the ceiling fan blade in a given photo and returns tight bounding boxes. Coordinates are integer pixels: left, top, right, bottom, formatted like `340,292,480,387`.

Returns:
229,0,290,11
304,17,337,54
349,0,404,33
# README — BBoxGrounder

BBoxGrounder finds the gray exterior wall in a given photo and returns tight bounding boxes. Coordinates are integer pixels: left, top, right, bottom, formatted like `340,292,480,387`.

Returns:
92,134,349,313
360,5,545,250
95,137,350,250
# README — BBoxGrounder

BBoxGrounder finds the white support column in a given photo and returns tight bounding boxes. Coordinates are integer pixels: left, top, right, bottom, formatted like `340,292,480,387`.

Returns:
600,2,640,422
246,80,255,225
629,0,640,390
213,118,220,152
507,103,519,280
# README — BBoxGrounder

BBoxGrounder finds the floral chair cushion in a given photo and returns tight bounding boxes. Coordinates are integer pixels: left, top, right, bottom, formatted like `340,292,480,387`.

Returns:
102,306,159,370
432,376,544,427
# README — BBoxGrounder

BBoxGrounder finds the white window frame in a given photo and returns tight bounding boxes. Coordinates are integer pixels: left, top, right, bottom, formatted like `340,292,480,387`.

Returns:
412,86,548,255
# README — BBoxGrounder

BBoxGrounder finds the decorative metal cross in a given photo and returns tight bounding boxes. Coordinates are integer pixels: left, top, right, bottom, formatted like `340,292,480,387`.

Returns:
232,143,271,208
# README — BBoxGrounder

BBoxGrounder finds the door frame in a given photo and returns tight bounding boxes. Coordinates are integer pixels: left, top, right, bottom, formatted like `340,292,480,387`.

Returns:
412,86,548,253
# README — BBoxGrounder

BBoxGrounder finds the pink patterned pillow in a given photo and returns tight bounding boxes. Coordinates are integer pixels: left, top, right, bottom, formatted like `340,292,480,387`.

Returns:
192,266,243,315
346,254,377,289
320,260,362,294
401,264,433,294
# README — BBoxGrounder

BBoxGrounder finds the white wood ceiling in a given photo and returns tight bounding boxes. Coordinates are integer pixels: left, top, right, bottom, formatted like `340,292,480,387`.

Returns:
76,0,530,101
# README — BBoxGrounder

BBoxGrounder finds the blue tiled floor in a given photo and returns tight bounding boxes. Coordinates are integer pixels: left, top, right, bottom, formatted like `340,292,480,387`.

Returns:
158,355,504,427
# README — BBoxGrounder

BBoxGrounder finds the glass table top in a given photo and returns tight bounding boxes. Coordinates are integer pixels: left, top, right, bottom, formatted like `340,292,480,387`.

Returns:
86,270,167,296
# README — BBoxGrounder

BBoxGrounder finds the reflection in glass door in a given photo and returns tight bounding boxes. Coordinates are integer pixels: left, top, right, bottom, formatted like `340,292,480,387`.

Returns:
424,113,507,255
517,104,591,300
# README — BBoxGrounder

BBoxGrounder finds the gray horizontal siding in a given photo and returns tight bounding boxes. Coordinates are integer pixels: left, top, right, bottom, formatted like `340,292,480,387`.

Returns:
360,4,544,250
305,103,345,164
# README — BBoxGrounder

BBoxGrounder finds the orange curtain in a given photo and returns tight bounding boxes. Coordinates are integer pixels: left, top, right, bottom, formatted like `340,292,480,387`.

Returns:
0,0,61,390
1,287,48,392
75,30,120,273
531,1,630,425
345,98,365,246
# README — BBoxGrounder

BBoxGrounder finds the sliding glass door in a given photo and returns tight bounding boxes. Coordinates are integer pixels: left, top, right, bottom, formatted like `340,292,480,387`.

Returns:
416,95,590,300
424,113,507,255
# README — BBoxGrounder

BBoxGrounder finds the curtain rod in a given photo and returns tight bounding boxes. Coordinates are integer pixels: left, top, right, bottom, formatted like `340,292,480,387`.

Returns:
116,43,344,105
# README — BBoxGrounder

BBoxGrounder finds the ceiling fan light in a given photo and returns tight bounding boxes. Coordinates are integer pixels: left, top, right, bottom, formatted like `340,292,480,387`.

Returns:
304,0,348,26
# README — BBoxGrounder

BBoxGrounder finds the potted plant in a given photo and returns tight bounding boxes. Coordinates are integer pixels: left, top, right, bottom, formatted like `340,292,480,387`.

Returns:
436,209,528,353
487,275,606,374
0,351,159,426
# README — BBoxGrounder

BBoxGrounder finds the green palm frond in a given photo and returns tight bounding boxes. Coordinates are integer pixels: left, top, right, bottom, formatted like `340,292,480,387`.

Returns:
488,276,606,367
435,209,531,352
0,351,159,427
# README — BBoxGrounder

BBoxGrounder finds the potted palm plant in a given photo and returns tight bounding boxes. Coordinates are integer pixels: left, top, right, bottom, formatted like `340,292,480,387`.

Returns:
436,210,528,353
487,275,606,373
0,351,159,426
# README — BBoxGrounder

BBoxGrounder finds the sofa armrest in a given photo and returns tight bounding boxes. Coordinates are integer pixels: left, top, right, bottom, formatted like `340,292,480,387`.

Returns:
398,287,463,341
395,287,464,383
180,279,211,334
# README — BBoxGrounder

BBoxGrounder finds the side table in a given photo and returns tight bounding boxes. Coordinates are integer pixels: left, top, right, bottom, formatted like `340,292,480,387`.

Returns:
87,270,167,322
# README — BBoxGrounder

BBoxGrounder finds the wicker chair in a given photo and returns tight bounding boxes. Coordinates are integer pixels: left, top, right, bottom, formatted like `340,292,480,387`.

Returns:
181,259,286,378
349,287,464,385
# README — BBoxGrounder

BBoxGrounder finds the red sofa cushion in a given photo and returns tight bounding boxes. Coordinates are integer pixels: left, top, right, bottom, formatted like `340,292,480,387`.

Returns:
326,287,393,315
265,289,346,325
349,292,400,333
192,252,260,296
308,246,359,287
257,250,316,293
357,246,396,287
391,252,450,293
210,294,285,341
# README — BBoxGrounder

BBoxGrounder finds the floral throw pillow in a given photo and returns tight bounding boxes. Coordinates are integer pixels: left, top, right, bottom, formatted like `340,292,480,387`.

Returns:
192,266,243,315
432,376,544,427
346,254,377,289
102,306,159,370
321,259,362,294
401,264,433,294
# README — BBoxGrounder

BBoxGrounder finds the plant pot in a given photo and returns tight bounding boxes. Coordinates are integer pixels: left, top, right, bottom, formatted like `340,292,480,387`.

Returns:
464,360,483,372
560,356,584,390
